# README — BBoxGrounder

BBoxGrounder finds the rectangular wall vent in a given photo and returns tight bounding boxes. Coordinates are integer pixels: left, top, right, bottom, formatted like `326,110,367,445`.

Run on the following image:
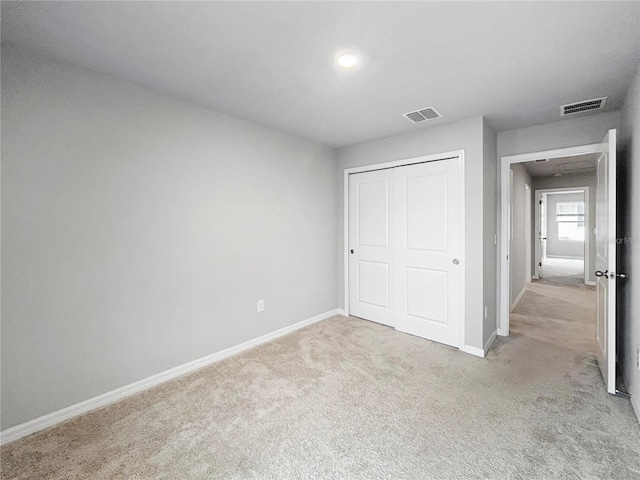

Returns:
561,97,607,116
404,106,442,123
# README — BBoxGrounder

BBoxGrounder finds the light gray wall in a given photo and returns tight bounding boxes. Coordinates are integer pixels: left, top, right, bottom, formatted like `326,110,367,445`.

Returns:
337,116,487,350
532,172,597,283
509,164,532,304
498,111,621,158
619,64,640,423
545,192,585,259
1,47,338,430
483,120,498,344
497,111,621,327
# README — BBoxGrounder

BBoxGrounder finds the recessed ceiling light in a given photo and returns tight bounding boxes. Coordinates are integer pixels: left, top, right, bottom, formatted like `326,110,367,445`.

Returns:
337,53,359,69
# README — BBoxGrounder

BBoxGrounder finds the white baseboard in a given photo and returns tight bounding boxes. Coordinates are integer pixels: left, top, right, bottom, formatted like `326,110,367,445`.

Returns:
483,329,497,356
585,281,596,286
0,308,341,445
461,329,498,358
509,285,528,313
620,370,640,425
631,390,640,425
337,308,346,317
461,345,485,358
497,328,509,337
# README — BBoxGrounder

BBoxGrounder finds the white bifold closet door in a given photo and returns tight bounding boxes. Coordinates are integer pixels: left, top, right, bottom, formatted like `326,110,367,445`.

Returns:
348,157,462,348
348,168,395,327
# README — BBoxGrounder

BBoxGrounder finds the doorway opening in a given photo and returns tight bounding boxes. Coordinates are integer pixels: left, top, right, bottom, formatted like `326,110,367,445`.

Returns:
500,144,601,334
499,130,619,395
535,187,592,288
506,154,597,355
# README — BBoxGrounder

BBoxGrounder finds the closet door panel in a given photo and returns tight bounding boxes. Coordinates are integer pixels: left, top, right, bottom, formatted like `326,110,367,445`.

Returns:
394,158,462,347
348,169,394,327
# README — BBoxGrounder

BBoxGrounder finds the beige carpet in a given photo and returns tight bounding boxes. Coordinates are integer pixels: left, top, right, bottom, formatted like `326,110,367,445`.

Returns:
537,257,585,288
2,304,639,479
511,280,596,355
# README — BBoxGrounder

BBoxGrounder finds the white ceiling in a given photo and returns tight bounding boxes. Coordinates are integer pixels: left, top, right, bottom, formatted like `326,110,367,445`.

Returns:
2,1,639,148
520,153,599,178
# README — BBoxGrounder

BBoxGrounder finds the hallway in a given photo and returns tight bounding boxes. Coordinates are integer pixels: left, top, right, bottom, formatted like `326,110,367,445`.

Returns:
511,280,596,355
538,257,586,288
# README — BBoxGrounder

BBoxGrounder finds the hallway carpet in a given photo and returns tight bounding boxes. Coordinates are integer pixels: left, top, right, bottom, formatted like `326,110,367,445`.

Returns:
2,310,639,479
511,280,596,355
537,257,585,288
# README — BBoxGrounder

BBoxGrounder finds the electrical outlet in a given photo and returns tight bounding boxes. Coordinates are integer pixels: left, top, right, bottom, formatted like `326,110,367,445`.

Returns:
257,300,264,313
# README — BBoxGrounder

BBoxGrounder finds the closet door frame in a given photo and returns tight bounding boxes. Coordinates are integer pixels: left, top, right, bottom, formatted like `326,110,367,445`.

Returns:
343,150,466,349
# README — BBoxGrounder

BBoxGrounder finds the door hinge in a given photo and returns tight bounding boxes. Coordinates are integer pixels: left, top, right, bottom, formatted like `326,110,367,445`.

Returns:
615,389,632,399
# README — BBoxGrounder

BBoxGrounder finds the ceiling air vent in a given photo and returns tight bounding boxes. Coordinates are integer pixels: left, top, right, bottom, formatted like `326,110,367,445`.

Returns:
561,97,607,116
561,161,596,173
404,106,442,123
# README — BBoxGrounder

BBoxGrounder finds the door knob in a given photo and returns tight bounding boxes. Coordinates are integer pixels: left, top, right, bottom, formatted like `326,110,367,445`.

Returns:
616,272,627,278
595,270,608,277
452,259,460,265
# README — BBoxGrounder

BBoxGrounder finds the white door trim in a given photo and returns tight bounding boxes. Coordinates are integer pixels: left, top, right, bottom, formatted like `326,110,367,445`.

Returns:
499,143,600,336
533,187,591,285
524,183,532,285
344,149,466,349
535,191,546,279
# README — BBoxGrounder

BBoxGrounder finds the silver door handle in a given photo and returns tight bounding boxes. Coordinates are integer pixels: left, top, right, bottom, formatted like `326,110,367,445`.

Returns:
453,259,459,265
595,270,608,277
617,272,627,278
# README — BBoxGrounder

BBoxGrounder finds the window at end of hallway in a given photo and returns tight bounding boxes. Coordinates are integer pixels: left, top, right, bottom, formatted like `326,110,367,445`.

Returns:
556,202,585,242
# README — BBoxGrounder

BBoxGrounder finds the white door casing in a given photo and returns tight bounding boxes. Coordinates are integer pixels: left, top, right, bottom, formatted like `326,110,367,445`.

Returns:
595,129,617,394
534,188,591,284
534,192,545,279
524,184,532,282
348,169,395,327
500,142,602,337
393,158,463,347
541,194,548,269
